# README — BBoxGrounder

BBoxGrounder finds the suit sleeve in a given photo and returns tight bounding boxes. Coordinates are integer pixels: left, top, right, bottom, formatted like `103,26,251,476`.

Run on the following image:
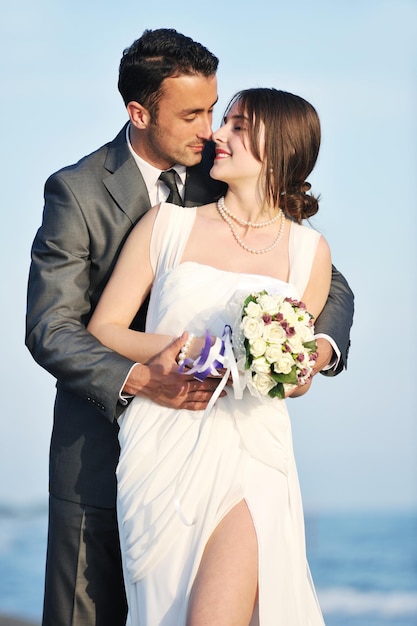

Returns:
25,172,136,421
314,264,354,376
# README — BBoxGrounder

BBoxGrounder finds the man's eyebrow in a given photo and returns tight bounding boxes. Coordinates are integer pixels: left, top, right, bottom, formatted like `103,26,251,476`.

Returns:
180,98,218,115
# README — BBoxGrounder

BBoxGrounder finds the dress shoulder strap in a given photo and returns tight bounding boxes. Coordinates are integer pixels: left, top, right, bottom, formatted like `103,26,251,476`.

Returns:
149,203,197,275
288,221,321,298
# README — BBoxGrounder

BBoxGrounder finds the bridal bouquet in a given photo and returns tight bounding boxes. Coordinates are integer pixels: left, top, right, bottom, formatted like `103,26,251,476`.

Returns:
239,291,318,399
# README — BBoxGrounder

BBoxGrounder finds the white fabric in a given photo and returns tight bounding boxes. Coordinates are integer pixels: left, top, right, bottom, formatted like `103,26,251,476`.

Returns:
315,332,340,371
117,203,325,625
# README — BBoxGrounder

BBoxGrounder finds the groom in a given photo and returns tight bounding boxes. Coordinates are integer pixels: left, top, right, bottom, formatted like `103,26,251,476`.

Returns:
26,28,354,626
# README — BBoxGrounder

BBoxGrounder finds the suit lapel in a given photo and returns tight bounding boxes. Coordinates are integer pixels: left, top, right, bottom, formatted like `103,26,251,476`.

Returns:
103,125,151,224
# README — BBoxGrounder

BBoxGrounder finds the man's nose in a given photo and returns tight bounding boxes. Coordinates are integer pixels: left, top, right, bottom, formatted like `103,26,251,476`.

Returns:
197,115,213,140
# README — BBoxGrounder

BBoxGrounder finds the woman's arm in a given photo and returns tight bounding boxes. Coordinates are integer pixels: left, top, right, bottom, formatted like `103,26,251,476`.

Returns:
300,235,332,321
88,205,177,362
287,234,332,398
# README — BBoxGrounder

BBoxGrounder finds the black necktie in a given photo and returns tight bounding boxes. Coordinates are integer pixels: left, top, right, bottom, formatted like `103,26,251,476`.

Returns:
158,169,183,206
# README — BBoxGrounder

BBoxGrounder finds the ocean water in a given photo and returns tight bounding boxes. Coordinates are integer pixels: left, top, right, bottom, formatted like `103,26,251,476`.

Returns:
0,504,416,625
305,511,417,626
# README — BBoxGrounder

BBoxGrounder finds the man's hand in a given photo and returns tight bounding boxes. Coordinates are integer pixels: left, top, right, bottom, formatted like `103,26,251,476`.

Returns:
122,334,225,410
312,337,334,375
285,379,312,398
286,337,334,399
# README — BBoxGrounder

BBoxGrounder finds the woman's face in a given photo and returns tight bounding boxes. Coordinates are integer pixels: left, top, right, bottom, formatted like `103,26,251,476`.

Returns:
210,101,264,185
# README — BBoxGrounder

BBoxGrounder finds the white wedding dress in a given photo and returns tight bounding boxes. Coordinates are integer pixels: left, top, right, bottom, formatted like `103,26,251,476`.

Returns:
117,203,326,626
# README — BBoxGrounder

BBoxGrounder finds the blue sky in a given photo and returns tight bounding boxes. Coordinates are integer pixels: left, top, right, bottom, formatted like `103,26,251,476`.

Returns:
1,0,416,511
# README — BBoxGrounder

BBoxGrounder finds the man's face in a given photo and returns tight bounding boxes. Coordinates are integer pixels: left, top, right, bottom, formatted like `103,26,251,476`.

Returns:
136,74,218,169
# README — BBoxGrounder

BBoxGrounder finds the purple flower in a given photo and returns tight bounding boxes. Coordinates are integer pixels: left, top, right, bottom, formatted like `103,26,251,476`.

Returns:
281,321,295,337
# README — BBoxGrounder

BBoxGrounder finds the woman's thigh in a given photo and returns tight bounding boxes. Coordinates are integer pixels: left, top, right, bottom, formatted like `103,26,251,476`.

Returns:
187,500,258,626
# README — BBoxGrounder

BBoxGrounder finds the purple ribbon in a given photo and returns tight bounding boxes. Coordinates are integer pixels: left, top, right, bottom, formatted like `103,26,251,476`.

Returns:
178,327,230,381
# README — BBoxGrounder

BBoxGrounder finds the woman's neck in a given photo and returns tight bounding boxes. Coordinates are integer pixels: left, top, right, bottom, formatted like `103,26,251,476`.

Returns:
222,189,278,224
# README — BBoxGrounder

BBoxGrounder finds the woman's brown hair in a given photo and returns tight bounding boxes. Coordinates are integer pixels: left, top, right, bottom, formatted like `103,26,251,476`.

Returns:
224,88,321,223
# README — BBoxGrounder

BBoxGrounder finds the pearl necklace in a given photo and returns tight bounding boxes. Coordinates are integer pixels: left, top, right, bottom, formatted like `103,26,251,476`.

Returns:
217,196,282,228
216,196,286,255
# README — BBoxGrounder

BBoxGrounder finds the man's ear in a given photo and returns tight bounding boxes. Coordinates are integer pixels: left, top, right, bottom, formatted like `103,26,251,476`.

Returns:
127,101,151,129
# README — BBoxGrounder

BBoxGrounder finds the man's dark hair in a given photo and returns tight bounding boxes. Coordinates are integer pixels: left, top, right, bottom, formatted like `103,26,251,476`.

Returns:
118,29,219,119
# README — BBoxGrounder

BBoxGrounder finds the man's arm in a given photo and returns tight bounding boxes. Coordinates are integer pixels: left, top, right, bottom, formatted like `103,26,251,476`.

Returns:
25,173,136,422
26,173,223,420
314,265,354,375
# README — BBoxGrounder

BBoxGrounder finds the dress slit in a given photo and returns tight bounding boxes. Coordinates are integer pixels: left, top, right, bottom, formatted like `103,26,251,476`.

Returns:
188,499,259,626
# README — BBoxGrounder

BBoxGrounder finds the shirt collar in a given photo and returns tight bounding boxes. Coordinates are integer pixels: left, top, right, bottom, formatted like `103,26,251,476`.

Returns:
126,124,186,192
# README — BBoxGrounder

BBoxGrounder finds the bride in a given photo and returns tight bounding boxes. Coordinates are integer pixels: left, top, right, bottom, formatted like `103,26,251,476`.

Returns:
88,87,331,625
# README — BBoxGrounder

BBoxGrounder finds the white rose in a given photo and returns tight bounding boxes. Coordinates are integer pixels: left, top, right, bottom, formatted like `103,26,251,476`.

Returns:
279,300,296,319
264,344,283,364
293,321,315,343
273,353,294,375
295,310,308,323
241,316,264,340
250,356,271,374
244,301,263,318
263,321,286,344
287,335,303,354
252,372,276,396
258,293,284,315
249,337,267,358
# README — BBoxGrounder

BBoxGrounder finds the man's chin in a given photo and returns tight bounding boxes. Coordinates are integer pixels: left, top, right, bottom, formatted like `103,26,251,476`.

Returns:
182,151,204,167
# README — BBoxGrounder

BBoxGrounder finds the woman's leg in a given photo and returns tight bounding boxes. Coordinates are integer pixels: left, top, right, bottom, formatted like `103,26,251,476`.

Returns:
187,500,258,626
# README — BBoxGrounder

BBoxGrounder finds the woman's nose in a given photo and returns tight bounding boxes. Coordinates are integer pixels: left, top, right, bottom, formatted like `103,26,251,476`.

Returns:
212,126,225,142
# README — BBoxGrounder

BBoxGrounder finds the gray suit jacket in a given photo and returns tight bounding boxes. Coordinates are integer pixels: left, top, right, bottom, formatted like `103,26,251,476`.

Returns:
26,125,353,508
